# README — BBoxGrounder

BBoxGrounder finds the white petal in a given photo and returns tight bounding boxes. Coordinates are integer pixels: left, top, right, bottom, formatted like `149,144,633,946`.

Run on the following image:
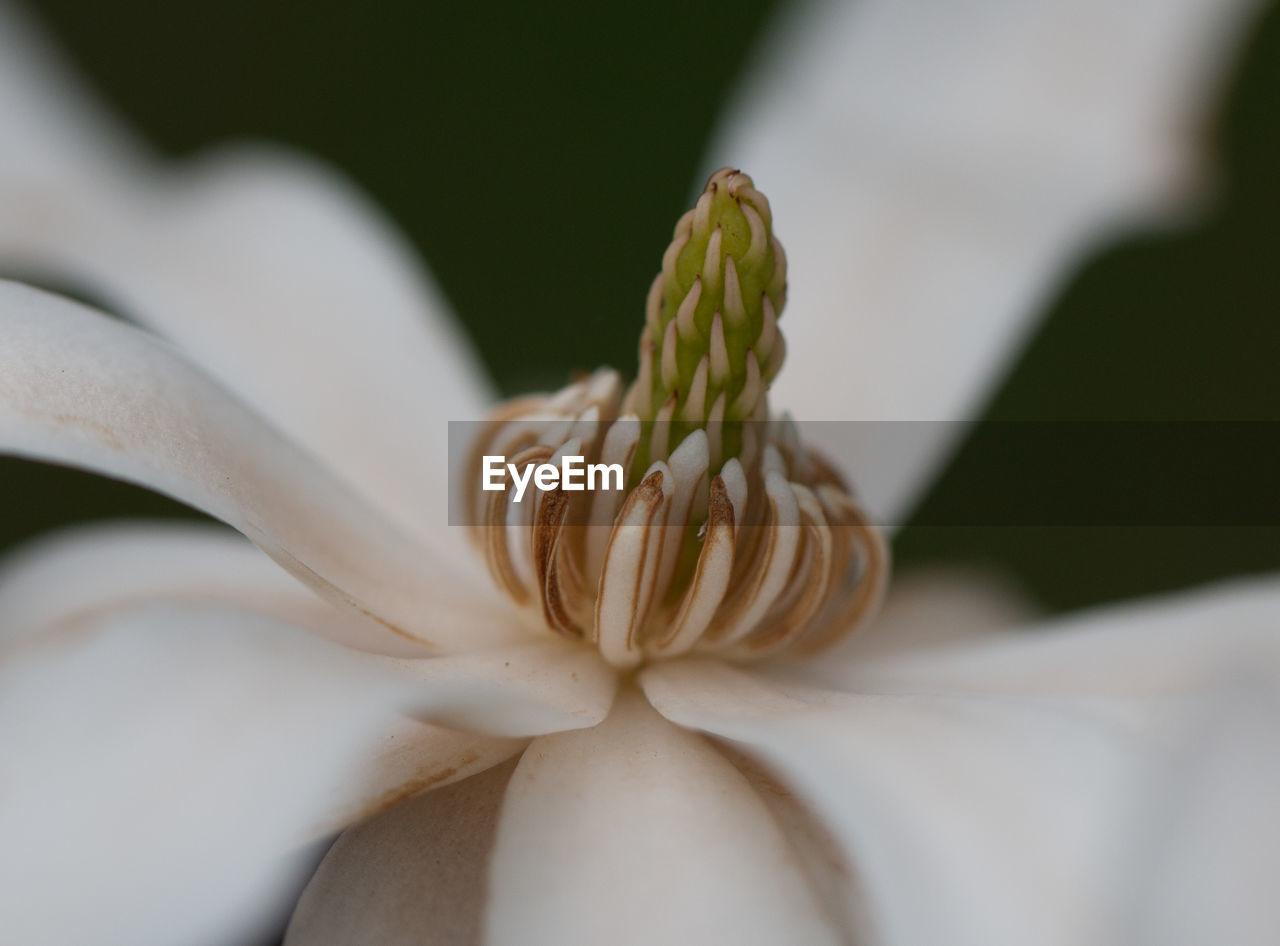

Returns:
382,640,619,739
642,577,1280,946
719,744,877,943
0,521,433,657
1125,682,1280,946
836,575,1279,697
799,566,1039,672
286,758,520,946
0,3,493,549
0,605,526,946
0,1,142,209
483,688,842,946
0,280,518,651
0,528,617,735
707,0,1260,523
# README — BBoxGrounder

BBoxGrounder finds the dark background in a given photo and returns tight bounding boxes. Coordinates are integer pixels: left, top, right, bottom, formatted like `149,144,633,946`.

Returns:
4,0,1278,614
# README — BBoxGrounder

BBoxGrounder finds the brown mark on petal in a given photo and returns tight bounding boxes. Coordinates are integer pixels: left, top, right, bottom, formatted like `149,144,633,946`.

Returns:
254,542,437,650
47,412,125,451
716,742,869,944
352,749,482,825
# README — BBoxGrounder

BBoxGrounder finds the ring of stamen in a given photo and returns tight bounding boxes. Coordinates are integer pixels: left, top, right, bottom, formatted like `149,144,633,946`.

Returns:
463,370,888,667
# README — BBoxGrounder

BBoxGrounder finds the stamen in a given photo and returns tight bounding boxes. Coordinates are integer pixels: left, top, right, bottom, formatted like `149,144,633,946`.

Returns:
648,473,738,656
595,467,672,667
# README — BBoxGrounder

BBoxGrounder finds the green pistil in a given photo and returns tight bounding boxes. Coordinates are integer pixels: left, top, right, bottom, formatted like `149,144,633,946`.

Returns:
628,168,787,474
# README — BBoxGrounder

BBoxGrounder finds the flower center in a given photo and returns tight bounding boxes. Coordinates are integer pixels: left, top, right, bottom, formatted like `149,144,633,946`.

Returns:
464,170,888,668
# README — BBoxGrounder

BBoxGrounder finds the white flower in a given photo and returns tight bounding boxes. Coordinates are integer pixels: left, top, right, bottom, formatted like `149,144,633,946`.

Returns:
0,1,1275,945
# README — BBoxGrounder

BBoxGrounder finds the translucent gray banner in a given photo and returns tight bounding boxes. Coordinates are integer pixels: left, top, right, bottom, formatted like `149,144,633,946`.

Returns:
446,421,1280,528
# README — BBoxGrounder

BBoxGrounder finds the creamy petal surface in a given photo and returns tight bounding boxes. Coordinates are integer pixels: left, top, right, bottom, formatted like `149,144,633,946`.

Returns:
0,606,530,946
286,759,520,946
484,688,844,946
643,578,1280,946
808,566,1039,670
0,521,425,656
1124,682,1280,946
0,280,519,650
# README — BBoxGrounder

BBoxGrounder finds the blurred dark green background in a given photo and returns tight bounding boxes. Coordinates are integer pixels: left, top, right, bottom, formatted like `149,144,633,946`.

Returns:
3,0,1278,615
